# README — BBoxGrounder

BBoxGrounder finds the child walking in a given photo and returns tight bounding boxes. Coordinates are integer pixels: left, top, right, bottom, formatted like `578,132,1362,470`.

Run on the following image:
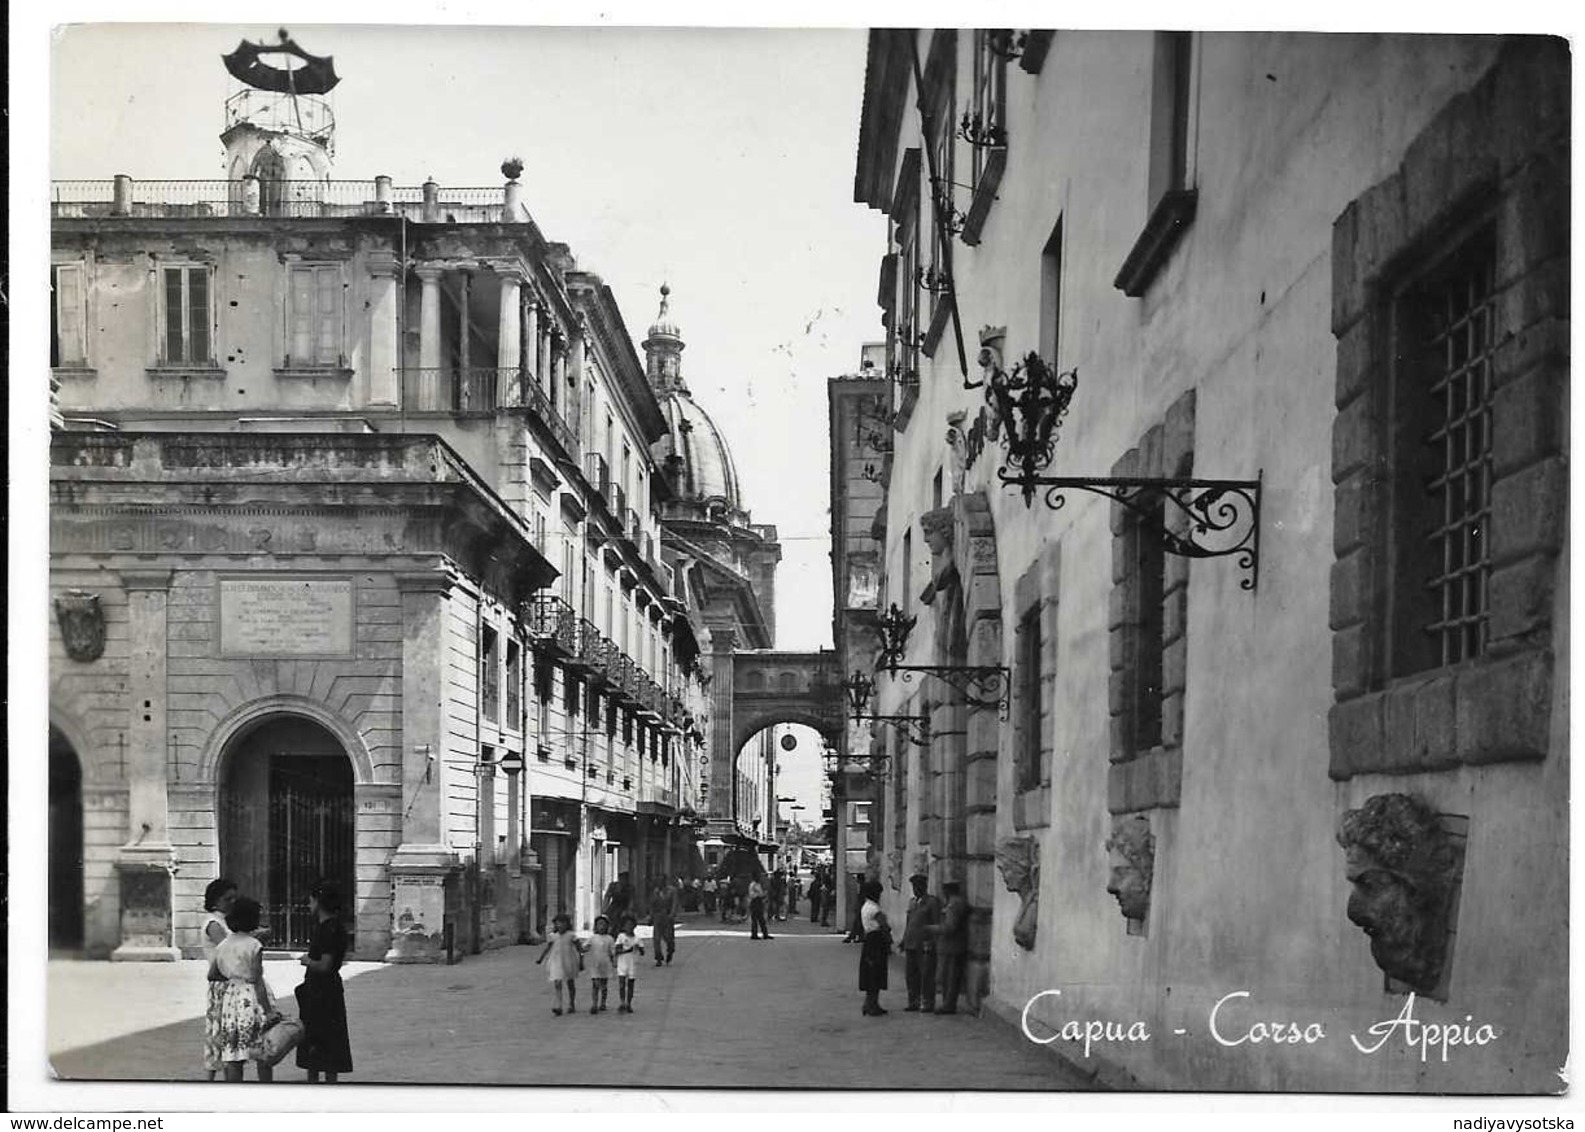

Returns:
585,916,616,1014
614,914,644,1013
535,913,584,1016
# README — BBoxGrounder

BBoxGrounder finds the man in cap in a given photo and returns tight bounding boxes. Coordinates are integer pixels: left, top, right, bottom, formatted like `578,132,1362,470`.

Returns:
900,872,943,1012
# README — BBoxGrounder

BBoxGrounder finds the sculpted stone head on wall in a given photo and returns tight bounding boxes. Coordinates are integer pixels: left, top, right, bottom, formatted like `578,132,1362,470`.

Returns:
1336,792,1460,994
995,835,1040,950
1105,815,1155,923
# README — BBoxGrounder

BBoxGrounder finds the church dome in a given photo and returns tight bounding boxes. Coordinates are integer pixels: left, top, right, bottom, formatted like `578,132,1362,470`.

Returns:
647,283,682,342
658,389,743,512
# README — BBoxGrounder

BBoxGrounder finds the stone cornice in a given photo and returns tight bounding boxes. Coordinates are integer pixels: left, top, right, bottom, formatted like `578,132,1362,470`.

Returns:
119,568,173,591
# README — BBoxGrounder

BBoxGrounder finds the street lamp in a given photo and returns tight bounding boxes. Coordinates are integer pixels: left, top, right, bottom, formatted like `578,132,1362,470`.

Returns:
977,324,1263,590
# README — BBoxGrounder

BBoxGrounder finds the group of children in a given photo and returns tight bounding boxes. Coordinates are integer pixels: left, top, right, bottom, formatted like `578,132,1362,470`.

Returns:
536,913,645,1015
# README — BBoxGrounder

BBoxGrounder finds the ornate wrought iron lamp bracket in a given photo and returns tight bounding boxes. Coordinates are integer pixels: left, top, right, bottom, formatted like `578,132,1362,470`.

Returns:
852,714,931,748
957,110,1007,150
1002,473,1264,590
884,665,1011,718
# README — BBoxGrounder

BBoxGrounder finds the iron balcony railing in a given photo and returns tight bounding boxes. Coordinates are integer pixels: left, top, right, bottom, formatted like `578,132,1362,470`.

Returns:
610,484,627,526
521,374,579,459
399,365,579,456
565,617,603,672
527,594,578,655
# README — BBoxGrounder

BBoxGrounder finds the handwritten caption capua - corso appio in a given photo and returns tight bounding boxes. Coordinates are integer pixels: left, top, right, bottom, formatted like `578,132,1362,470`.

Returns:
1020,989,1500,1063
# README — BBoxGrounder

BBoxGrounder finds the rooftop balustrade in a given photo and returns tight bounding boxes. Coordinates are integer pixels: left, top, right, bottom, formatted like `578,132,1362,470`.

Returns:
51,178,526,223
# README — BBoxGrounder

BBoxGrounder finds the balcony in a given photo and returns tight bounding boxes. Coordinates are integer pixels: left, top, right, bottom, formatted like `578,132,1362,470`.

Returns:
405,366,516,415
521,374,579,459
527,594,578,656
51,178,525,223
565,617,603,672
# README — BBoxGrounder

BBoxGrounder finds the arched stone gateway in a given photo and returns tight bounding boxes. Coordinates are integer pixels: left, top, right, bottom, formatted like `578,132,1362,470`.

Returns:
215,713,358,950
725,651,844,825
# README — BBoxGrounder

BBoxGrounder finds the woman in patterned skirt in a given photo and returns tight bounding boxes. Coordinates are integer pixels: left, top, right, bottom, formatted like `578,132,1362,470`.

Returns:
210,896,275,1082
295,881,354,1082
201,877,238,1080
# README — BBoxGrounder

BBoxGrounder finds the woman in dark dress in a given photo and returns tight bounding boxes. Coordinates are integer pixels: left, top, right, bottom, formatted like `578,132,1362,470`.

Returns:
295,881,353,1082
856,879,893,1016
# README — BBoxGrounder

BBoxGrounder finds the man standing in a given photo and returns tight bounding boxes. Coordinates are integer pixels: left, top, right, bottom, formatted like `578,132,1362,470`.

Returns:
931,881,970,1014
748,875,773,940
901,873,942,1012
650,876,679,966
769,868,787,921
807,870,824,924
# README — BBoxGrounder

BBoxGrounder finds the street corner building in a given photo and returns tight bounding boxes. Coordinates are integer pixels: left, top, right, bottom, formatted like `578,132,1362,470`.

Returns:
839,30,1567,1092
44,32,772,970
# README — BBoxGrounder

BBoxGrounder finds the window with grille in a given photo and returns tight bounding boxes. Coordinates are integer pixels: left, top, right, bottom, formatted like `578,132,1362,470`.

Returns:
161,265,212,366
52,264,88,367
970,30,1008,186
1017,605,1043,789
1392,226,1497,675
1130,503,1167,751
287,264,342,366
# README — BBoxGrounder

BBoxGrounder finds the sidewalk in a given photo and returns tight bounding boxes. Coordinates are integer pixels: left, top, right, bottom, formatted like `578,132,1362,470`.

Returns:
45,913,1092,1091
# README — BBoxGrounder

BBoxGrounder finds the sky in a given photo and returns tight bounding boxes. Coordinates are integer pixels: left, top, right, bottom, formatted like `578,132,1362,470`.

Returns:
49,21,885,658
46,20,880,818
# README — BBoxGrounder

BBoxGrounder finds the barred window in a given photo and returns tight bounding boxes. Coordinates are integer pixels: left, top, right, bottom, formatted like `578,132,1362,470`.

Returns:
1129,503,1167,752
1392,227,1497,675
1016,605,1043,789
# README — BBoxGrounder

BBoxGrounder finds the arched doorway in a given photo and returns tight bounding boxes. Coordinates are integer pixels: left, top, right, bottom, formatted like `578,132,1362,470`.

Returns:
218,715,355,949
49,726,84,953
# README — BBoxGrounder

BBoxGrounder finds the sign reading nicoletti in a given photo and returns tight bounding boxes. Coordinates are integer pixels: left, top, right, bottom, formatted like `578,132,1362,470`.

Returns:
219,576,354,656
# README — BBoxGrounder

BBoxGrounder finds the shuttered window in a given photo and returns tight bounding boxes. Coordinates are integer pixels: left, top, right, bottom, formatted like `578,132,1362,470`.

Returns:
162,266,211,365
52,264,87,367
288,264,342,366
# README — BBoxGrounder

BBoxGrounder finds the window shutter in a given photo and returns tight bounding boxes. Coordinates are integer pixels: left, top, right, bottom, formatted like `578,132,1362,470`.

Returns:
54,265,85,365
290,267,314,364
316,266,339,364
188,268,210,364
164,268,185,363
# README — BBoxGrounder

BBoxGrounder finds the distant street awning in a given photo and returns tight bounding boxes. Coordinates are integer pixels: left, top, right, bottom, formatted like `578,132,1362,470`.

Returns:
701,838,727,847
223,33,340,94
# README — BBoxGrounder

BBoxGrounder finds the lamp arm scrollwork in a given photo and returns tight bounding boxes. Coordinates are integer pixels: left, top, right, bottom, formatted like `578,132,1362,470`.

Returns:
1006,474,1263,591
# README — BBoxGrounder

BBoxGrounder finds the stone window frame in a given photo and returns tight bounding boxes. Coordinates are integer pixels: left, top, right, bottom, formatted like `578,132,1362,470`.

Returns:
1107,390,1195,815
149,258,222,375
1012,543,1060,829
1327,41,1566,780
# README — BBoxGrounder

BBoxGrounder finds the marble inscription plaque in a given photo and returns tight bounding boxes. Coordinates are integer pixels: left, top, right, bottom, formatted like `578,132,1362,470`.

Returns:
221,576,353,656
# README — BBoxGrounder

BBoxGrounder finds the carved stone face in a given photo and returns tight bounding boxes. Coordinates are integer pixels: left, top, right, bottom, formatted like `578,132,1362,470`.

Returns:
1336,793,1456,993
1106,847,1150,922
1105,816,1154,922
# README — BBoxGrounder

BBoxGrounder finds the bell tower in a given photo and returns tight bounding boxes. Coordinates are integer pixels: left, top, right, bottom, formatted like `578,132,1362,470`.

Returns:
219,30,340,214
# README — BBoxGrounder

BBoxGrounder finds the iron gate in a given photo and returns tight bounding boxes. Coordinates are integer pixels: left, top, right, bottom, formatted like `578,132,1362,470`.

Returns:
265,756,355,950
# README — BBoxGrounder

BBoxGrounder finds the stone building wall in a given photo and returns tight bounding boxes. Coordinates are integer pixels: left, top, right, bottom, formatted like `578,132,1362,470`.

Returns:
858,31,1566,1092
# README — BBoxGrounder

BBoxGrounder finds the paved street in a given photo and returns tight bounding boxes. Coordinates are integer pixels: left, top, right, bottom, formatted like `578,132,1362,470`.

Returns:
46,913,1090,1091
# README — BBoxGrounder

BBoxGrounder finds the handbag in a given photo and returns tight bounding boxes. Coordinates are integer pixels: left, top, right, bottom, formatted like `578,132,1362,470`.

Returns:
258,1016,305,1067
